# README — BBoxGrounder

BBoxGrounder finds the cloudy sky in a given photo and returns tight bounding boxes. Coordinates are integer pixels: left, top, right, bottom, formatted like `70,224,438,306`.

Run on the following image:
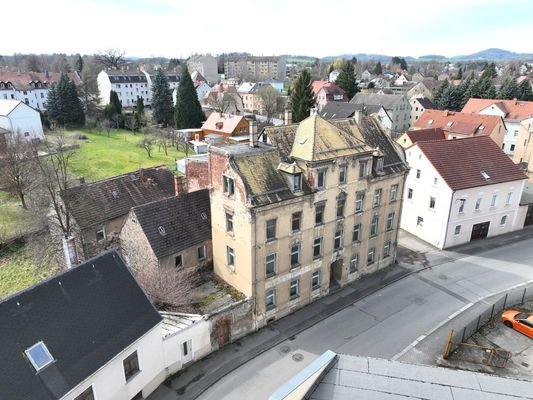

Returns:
3,0,531,58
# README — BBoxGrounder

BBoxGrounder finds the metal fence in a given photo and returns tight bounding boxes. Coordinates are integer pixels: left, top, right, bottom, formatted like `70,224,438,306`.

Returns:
443,285,532,359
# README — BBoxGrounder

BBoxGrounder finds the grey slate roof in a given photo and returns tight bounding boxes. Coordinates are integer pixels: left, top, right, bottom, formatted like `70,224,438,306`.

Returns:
62,166,176,230
132,189,212,259
414,97,436,110
0,250,162,400
320,102,384,120
350,92,404,111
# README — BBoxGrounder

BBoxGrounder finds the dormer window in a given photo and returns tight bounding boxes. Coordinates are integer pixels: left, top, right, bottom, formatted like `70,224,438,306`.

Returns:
293,174,302,191
376,157,384,173
223,176,234,196
25,341,54,372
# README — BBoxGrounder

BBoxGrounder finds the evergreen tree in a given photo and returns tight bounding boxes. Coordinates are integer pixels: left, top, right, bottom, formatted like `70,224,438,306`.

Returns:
471,76,496,99
456,67,463,80
459,74,475,109
335,61,359,99
497,78,520,100
438,84,465,111
151,68,174,126
174,66,205,129
517,79,533,101
289,69,315,123
45,73,84,126
480,62,497,80
66,79,85,125
105,90,122,119
433,79,450,109
373,61,382,75
136,96,145,115
74,54,84,73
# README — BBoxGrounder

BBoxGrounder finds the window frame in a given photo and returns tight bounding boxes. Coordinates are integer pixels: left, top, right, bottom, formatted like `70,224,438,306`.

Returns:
265,253,276,277
491,195,497,207
313,237,322,258
225,211,234,232
454,225,461,235
226,246,235,267
289,279,300,299
386,212,394,231
333,226,343,250
359,160,367,178
355,192,365,212
336,197,346,218
25,341,54,372
339,164,348,184
429,196,436,209
311,271,320,289
123,350,140,382
197,244,207,261
290,243,301,267
265,288,276,310
350,254,358,273
500,215,507,226
175,254,183,268
407,188,413,199
317,168,327,189
266,218,277,241
73,386,95,400
315,203,325,225
370,215,379,237
291,212,302,232
383,241,391,258
223,175,235,196
96,226,106,242
373,188,382,208
352,223,361,243
367,248,375,265
390,184,398,202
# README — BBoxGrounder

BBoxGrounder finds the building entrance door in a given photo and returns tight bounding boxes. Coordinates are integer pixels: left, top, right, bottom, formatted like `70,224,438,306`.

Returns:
525,205,533,226
470,221,490,241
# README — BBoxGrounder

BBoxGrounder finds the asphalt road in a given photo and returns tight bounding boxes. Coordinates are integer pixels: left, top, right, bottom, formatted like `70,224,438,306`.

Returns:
199,236,533,400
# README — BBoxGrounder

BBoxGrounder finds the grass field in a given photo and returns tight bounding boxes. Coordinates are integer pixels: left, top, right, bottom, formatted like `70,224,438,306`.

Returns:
65,129,185,182
0,192,41,242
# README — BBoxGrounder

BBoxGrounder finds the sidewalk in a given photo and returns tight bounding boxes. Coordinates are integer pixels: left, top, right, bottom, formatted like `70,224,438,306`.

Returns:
148,226,533,400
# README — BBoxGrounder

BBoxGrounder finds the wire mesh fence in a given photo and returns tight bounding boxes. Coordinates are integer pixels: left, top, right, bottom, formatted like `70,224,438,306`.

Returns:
443,285,531,359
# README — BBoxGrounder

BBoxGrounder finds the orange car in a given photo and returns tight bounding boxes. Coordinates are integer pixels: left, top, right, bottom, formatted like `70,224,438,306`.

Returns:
501,310,533,338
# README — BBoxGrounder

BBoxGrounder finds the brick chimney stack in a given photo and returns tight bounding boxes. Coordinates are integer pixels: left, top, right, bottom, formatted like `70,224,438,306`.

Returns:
174,175,183,196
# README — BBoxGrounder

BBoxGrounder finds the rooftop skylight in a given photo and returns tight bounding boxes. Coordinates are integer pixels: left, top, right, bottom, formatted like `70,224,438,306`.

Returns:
25,341,54,372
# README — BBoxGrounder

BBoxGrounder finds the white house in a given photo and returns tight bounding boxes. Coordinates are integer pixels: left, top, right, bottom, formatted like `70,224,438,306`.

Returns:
462,98,533,156
0,250,212,400
194,81,211,103
329,69,340,83
98,70,151,107
409,97,435,128
394,74,409,86
0,99,44,141
187,55,219,85
350,93,411,134
401,136,528,249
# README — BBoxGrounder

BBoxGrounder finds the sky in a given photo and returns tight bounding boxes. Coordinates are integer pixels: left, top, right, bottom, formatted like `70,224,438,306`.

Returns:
3,0,532,59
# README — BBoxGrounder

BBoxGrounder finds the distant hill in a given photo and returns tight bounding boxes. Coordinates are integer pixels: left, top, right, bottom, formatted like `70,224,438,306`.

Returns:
317,48,533,63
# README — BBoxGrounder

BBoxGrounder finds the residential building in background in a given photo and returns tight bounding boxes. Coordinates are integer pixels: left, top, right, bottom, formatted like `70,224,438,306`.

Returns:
461,98,533,155
350,93,411,134
0,68,82,111
0,99,44,141
396,128,446,149
401,136,527,249
208,114,408,327
312,80,348,111
224,56,286,81
201,112,250,139
187,55,219,85
409,97,435,127
238,82,272,113
513,117,533,180
120,189,212,274
319,102,392,131
413,109,507,149
406,79,446,101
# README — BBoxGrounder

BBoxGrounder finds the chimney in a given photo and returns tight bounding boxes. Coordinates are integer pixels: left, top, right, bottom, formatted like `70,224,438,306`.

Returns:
353,110,363,125
174,175,183,196
284,109,292,125
249,120,258,147
310,107,318,116
63,236,79,269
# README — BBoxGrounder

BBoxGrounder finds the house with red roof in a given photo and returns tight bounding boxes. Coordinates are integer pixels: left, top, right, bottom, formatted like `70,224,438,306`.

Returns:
395,128,446,149
311,80,347,112
461,98,533,156
401,136,528,249
201,112,249,139
412,109,507,149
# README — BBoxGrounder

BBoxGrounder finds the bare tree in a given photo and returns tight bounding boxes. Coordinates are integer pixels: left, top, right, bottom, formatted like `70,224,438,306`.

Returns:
137,137,154,158
96,48,127,70
34,134,78,238
207,92,237,113
175,134,191,157
124,114,139,135
135,266,195,311
156,130,172,156
257,85,281,123
98,119,112,137
0,134,38,209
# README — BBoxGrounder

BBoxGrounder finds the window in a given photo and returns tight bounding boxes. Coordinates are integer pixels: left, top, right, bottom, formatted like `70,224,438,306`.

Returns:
386,212,394,230
370,215,379,237
317,169,326,189
315,203,325,225
383,241,391,257
501,215,507,226
373,189,382,207
352,223,361,242
175,254,183,268
514,130,519,137
334,227,343,250
491,194,497,207
375,157,384,172
359,160,367,178
290,244,301,266
96,226,106,242
475,198,482,210
458,199,466,213
265,288,276,309
367,248,375,265
416,216,423,227
506,192,512,206
350,254,358,273
74,387,95,400
226,246,235,266
433,177,438,185
339,165,347,184
407,188,413,199
291,212,302,232
182,341,189,357
266,219,277,240
123,351,140,381
289,279,299,298
313,237,322,258
416,169,421,179
336,197,346,218
429,196,436,209
197,245,207,260
355,192,365,212
510,144,515,151
225,212,234,232
265,253,276,276
390,184,398,202
312,271,320,288
292,174,302,191
454,225,461,235
25,341,54,371
223,176,234,195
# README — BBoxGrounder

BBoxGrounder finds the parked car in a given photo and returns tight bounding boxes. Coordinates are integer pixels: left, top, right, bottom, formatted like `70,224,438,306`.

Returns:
501,310,533,338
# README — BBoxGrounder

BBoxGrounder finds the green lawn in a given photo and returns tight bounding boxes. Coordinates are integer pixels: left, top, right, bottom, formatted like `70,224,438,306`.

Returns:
0,192,41,242
64,129,185,182
0,240,58,299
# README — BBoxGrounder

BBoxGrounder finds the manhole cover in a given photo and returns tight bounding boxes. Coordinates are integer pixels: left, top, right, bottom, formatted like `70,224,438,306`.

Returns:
292,353,304,362
280,345,291,353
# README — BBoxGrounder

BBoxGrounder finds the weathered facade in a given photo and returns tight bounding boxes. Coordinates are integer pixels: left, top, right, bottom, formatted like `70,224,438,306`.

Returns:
208,115,408,328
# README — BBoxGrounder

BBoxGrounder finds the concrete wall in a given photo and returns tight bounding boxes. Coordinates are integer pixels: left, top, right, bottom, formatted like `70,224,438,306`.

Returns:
208,298,255,347
61,324,166,400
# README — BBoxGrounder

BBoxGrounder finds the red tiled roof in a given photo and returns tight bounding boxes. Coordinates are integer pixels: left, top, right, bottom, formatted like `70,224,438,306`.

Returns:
311,80,329,95
461,98,533,122
0,68,82,90
406,128,446,143
414,110,503,136
201,112,246,135
417,136,527,190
